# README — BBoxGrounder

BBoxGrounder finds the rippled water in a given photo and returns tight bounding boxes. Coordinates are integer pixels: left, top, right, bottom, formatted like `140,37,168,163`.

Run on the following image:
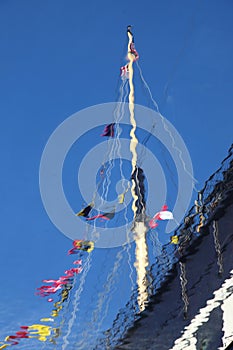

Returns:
1,149,232,350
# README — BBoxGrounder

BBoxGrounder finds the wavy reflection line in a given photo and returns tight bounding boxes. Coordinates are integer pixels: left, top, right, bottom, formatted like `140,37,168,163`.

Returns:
179,261,189,317
212,220,224,275
61,254,92,350
136,60,198,189
127,29,149,313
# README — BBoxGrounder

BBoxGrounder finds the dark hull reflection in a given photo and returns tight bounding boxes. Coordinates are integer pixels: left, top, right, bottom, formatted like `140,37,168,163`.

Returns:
116,201,233,349
95,145,233,350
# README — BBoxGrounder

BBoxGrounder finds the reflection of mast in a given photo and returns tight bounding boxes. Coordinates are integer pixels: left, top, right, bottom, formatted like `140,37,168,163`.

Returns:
127,27,149,312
